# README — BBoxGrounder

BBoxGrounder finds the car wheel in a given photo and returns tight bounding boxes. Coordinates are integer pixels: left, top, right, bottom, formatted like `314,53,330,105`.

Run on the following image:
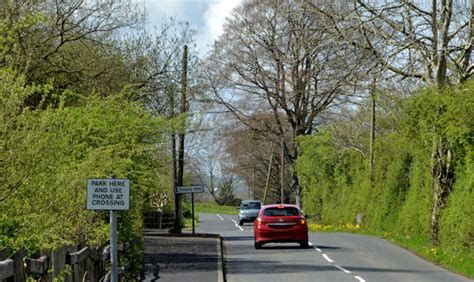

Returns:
239,220,244,226
254,241,262,249
299,240,309,248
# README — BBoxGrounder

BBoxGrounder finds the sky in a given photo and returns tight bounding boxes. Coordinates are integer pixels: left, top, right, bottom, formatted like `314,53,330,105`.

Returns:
144,0,243,56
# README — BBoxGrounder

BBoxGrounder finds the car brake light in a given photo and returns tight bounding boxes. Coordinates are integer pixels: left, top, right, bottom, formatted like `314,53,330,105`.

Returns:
257,217,263,224
299,219,306,225
277,205,284,209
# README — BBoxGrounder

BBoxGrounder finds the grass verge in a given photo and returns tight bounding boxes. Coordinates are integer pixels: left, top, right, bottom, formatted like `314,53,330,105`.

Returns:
182,202,238,231
194,202,239,215
308,223,474,279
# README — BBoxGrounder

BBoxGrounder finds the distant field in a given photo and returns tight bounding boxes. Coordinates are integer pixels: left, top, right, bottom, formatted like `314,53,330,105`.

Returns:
194,202,239,214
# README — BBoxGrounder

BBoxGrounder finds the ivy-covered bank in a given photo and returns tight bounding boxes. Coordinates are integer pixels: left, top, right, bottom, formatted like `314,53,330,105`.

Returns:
296,81,474,275
0,70,173,276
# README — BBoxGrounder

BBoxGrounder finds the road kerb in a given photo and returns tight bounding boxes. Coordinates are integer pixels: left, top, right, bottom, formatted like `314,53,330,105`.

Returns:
217,235,225,282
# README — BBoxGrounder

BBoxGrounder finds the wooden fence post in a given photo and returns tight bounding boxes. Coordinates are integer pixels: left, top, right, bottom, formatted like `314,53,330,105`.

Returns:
53,245,75,282
0,258,14,282
66,246,89,282
11,250,25,282
1,242,120,282
24,255,50,281
89,245,109,282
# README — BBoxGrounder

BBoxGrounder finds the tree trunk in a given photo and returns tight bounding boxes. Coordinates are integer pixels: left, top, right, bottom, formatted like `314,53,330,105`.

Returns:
173,44,188,233
177,45,188,187
369,78,376,184
292,173,301,208
429,136,454,245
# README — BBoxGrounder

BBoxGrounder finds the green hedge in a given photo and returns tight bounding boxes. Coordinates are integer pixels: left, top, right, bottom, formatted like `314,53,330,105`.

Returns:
296,80,474,256
0,69,173,276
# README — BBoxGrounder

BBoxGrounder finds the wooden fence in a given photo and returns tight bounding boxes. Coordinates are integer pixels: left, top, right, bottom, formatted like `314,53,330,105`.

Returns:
143,211,174,229
0,243,125,282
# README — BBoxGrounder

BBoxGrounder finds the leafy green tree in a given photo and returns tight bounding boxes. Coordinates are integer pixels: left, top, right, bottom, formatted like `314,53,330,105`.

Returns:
296,80,474,255
0,68,173,276
312,0,474,246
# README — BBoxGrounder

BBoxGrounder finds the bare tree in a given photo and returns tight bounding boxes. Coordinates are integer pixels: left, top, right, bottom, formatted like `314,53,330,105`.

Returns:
124,19,197,106
217,165,239,205
203,0,366,206
1,0,145,84
219,113,291,203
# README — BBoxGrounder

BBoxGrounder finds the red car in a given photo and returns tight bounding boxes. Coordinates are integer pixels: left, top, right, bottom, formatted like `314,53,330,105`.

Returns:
253,204,308,249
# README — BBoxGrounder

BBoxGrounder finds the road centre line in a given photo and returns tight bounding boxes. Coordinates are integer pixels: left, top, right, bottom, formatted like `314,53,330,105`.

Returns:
309,242,324,252
216,214,224,221
308,242,323,253
231,219,244,231
322,253,334,263
335,265,352,274
309,241,367,282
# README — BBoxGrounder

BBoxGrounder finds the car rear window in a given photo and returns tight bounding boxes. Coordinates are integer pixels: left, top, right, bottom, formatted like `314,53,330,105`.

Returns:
241,202,261,209
263,207,300,216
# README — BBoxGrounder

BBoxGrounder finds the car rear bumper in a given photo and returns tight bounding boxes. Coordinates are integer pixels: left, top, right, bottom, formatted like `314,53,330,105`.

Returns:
254,225,308,243
239,215,258,222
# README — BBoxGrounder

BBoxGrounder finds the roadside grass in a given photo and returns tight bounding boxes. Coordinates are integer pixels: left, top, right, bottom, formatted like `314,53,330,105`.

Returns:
308,223,474,279
182,202,238,231
386,234,474,279
182,216,198,231
194,202,239,215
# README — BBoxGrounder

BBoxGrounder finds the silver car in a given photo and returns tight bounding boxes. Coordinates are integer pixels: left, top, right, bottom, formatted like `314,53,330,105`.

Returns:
238,200,262,225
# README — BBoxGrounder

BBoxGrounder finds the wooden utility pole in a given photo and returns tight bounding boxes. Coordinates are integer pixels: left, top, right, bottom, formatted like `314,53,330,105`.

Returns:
177,45,188,190
263,153,273,205
174,45,188,233
280,138,284,204
248,166,251,199
171,87,178,232
252,165,256,199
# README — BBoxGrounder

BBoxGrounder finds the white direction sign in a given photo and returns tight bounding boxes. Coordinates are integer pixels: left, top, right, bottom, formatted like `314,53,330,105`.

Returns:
87,178,130,210
176,185,204,194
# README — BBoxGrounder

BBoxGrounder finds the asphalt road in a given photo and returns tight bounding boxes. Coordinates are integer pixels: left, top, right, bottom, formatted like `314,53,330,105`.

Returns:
140,235,220,282
197,213,472,282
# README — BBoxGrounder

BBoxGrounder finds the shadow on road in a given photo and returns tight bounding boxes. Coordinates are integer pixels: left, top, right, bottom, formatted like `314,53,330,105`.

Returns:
223,236,254,241
257,244,312,250
314,245,342,251
225,257,430,275
144,252,217,269
140,236,219,281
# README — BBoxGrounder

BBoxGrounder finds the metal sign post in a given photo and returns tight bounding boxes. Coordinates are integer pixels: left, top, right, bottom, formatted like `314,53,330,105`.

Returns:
87,177,130,282
176,185,204,234
110,210,118,282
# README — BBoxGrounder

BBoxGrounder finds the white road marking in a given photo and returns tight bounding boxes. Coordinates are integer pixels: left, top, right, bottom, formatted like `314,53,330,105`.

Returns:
322,253,334,263
231,219,244,231
216,214,224,221
311,243,367,281
309,241,323,252
335,265,352,274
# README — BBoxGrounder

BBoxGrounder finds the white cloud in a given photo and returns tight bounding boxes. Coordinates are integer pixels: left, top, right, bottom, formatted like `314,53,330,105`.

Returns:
143,0,242,56
203,0,242,42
